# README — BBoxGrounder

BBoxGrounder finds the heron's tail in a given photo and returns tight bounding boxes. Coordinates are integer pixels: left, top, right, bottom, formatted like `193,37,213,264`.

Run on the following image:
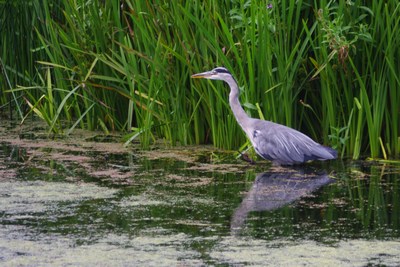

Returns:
317,146,337,160
325,146,338,159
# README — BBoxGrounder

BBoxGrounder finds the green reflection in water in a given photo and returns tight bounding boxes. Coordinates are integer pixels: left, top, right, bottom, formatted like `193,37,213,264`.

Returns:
0,142,400,265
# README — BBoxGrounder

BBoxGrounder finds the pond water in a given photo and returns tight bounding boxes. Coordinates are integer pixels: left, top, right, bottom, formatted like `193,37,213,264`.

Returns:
0,126,400,266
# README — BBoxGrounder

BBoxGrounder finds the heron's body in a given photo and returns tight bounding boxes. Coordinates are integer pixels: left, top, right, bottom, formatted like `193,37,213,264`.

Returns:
191,67,337,165
239,118,337,165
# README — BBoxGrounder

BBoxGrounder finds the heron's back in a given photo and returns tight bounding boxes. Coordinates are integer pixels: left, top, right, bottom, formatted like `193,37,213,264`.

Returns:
246,119,337,165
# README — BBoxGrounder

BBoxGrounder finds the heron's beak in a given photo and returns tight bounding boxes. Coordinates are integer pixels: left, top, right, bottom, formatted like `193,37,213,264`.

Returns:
191,71,214,79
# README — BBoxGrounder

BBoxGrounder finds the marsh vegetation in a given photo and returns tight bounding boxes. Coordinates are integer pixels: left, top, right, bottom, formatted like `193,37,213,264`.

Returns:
1,1,399,160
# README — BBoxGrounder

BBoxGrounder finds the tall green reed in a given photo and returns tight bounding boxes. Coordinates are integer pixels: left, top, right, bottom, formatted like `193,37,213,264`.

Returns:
1,0,399,159
312,1,400,159
0,0,54,119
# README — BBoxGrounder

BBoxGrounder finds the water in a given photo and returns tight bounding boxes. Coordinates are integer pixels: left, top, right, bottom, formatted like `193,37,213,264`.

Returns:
0,130,400,266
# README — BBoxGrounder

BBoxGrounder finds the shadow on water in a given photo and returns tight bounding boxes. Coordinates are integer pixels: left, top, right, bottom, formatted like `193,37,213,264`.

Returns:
0,132,400,266
231,168,334,232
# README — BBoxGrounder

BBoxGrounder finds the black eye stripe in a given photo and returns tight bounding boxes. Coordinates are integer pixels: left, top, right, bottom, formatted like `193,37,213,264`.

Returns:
213,67,231,74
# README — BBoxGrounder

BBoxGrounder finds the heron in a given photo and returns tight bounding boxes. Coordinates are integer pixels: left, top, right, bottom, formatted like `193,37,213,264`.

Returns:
191,67,337,165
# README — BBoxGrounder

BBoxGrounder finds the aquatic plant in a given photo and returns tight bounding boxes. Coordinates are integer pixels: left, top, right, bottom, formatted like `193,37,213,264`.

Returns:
0,0,399,159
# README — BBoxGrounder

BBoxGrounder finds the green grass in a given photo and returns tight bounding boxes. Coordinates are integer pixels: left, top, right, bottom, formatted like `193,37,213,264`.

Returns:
1,0,399,159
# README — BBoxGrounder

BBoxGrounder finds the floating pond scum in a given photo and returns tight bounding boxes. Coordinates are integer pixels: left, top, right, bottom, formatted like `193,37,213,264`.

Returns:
0,126,399,266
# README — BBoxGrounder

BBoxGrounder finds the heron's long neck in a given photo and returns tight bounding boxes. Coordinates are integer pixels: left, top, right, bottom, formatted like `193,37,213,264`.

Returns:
226,78,250,129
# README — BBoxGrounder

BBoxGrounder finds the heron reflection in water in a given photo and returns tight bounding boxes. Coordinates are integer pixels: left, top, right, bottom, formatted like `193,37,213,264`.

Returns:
231,168,334,231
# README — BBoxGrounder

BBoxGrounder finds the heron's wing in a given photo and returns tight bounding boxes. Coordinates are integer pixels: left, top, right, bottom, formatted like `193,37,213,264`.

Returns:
251,122,336,165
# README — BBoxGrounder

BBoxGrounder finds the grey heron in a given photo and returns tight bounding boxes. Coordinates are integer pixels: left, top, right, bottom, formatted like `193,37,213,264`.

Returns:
191,67,337,165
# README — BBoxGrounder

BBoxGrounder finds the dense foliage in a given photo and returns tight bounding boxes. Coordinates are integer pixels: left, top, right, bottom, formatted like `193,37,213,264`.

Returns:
1,0,399,159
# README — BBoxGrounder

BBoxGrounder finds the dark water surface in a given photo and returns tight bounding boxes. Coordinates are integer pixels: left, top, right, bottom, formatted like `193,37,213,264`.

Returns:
0,136,400,266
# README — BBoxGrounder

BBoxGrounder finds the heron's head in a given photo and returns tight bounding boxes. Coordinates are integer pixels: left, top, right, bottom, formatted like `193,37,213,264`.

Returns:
191,67,232,81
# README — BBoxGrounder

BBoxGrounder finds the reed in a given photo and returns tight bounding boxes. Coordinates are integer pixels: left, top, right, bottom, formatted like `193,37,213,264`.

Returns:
1,0,399,158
